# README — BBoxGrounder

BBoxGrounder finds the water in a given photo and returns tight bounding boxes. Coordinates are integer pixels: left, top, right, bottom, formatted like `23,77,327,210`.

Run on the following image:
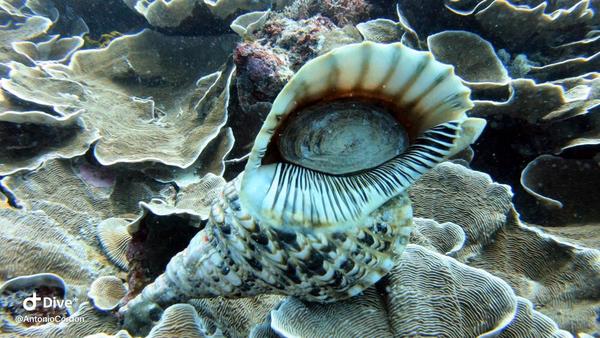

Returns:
0,0,598,337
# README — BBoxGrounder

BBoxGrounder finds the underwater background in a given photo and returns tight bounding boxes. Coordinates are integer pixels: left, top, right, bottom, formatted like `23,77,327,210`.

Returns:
0,0,599,337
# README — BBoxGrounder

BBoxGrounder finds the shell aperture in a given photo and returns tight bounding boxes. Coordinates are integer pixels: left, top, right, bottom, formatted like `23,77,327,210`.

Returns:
242,120,464,230
277,99,410,175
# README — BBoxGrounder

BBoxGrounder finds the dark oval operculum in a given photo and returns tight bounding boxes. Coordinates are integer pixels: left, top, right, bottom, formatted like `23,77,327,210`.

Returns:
277,99,410,175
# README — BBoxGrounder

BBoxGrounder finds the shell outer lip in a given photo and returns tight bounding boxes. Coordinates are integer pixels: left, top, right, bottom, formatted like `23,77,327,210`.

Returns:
239,42,485,230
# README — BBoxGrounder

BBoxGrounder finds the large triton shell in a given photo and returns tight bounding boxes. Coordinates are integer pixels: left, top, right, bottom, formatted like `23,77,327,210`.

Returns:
122,42,485,336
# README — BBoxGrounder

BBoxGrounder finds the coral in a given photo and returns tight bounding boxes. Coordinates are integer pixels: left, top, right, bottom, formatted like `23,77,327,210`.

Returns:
409,217,466,255
231,11,361,126
27,0,144,38
146,304,207,338
175,173,227,219
0,0,137,74
408,162,600,334
13,35,84,63
0,158,172,226
233,41,293,110
0,11,51,75
0,273,69,325
424,28,598,224
0,110,99,176
396,0,599,85
427,30,510,86
399,0,596,56
529,52,600,83
252,13,352,70
137,127,235,186
0,155,175,330
470,0,594,53
266,15,336,69
97,218,132,271
122,0,271,31
386,245,572,337
0,204,125,334
468,75,599,223
520,155,600,222
321,0,372,26
204,0,273,18
87,276,127,311
230,10,270,39
122,169,230,239
85,330,133,338
0,207,105,285
270,288,393,337
267,245,572,337
356,18,405,43
189,295,283,337
24,0,89,37
1,29,238,168
282,0,372,26
540,224,600,251
1,302,120,337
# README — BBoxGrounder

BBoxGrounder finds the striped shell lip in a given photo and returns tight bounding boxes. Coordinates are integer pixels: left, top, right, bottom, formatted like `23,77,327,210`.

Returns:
240,42,487,231
242,120,464,230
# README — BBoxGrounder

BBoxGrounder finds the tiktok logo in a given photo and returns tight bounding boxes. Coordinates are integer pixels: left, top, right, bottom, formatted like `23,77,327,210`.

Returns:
22,292,41,311
21,292,73,311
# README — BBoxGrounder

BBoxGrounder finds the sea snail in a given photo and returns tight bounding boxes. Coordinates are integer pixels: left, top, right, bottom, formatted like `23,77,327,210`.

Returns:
122,42,486,333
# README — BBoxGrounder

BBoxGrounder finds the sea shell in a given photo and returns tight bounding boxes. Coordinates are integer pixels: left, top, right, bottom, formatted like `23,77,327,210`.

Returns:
121,42,486,335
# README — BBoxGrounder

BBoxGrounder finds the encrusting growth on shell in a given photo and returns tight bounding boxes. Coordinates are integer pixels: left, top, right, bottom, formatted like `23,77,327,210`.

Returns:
121,42,486,335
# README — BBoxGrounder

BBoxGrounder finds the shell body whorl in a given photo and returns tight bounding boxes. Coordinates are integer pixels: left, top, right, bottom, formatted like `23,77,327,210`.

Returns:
122,42,486,335
122,179,413,334
209,177,413,301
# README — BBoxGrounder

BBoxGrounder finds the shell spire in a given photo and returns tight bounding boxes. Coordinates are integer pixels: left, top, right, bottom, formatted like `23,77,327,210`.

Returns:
121,42,485,335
